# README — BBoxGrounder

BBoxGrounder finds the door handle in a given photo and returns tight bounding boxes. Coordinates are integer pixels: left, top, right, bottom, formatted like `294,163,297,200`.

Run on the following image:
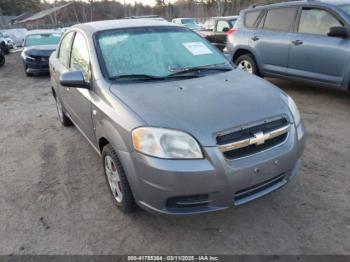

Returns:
252,36,260,41
292,40,303,46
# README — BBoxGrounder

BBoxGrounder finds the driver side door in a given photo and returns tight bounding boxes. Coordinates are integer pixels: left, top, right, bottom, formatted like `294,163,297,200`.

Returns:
64,32,96,145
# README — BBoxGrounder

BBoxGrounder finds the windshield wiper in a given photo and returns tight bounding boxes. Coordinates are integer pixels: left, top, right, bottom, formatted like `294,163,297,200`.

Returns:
167,63,232,77
109,74,164,81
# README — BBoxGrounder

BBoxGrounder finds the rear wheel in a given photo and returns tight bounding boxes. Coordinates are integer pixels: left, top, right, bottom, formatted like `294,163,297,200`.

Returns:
236,54,258,75
102,144,138,213
55,97,72,127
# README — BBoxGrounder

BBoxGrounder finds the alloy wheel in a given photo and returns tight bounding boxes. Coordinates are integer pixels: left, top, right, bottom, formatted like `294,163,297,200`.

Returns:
105,155,123,203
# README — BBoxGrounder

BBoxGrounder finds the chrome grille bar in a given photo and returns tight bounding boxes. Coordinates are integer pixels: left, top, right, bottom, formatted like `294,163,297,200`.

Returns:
218,124,290,153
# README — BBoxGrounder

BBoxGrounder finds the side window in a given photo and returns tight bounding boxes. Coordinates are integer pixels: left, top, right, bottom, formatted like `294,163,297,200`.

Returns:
58,32,74,65
70,33,90,81
216,20,230,32
298,8,342,36
245,10,262,28
263,7,297,32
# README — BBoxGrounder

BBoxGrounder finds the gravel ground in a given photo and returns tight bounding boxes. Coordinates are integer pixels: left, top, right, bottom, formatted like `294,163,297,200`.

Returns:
0,53,349,255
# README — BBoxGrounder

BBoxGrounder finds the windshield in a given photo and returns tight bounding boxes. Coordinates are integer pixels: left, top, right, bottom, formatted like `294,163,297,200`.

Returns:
24,33,61,47
96,27,228,79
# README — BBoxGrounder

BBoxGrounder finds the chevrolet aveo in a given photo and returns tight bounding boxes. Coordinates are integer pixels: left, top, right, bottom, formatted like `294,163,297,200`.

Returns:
49,19,305,216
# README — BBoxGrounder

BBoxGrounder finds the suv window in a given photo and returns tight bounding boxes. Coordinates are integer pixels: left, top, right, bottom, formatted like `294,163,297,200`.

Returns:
70,33,90,81
298,8,342,36
216,20,230,32
58,32,74,65
245,10,262,28
263,7,297,32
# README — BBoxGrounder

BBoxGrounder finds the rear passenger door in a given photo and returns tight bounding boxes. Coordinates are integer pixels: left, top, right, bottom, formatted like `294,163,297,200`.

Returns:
287,7,350,85
250,7,298,75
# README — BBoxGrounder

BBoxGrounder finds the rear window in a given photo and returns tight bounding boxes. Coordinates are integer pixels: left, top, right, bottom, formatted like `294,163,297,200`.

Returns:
244,11,262,28
263,7,297,32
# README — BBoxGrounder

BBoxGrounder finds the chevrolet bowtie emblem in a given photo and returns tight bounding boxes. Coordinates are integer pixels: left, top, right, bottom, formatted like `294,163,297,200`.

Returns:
253,131,266,145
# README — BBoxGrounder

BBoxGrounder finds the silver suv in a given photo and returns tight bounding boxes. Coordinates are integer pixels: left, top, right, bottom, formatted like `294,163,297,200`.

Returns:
49,19,305,216
227,0,350,91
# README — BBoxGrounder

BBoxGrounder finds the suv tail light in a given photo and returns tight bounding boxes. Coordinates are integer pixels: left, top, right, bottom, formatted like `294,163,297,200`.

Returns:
226,28,236,36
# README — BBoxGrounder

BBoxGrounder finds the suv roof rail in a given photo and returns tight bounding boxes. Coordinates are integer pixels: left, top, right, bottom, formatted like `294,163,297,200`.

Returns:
249,0,316,9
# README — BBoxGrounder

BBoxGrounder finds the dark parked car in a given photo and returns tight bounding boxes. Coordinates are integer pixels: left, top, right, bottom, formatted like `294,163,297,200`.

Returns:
49,19,305,216
226,0,350,91
0,32,11,55
21,30,61,76
0,49,5,67
200,16,238,51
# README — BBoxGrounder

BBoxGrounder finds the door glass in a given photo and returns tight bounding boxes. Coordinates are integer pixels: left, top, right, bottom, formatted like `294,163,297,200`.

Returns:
245,10,262,28
216,20,230,32
263,8,297,32
70,33,90,81
58,32,74,65
298,9,342,36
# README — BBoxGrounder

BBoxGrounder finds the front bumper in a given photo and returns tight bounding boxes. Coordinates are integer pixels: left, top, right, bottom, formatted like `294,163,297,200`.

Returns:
119,122,306,216
24,59,49,74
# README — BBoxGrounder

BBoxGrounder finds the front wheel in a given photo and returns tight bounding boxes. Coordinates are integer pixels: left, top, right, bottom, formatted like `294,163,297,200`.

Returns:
102,144,138,213
235,54,258,75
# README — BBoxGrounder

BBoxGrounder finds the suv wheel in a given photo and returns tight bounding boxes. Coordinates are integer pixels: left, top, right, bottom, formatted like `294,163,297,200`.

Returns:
236,54,258,75
55,97,72,127
102,144,138,213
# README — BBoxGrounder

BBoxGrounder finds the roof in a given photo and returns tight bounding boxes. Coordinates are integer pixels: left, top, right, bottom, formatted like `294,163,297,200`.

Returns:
0,16,17,24
16,3,71,23
73,19,179,34
247,0,350,10
216,16,239,20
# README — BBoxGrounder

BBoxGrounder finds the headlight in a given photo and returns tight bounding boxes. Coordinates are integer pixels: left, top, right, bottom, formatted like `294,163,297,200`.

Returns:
287,96,301,126
21,52,35,61
132,127,203,159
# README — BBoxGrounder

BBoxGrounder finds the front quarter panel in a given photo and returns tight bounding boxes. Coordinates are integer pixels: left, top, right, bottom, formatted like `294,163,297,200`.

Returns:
92,79,146,153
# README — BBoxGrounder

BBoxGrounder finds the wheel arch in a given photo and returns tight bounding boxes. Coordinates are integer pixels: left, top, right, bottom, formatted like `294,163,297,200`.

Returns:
232,48,261,76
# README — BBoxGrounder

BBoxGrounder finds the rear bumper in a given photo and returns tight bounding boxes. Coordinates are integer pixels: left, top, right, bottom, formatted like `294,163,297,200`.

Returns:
119,122,305,216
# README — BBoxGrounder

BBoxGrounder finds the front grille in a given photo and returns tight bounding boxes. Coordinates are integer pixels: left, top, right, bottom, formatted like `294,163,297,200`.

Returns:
234,173,287,205
217,118,289,159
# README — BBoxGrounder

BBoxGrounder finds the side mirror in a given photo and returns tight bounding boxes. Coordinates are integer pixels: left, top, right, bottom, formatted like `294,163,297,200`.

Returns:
222,27,230,33
60,71,90,88
328,26,349,38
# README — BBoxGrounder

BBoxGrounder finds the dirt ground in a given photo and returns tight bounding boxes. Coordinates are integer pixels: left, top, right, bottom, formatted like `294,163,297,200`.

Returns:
0,53,349,255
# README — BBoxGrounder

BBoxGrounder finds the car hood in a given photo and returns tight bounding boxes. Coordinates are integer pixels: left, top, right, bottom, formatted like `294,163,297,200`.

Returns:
110,70,292,146
24,45,57,57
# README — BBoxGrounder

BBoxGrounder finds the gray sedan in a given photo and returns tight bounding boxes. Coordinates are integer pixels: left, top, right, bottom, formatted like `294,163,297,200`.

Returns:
49,19,305,216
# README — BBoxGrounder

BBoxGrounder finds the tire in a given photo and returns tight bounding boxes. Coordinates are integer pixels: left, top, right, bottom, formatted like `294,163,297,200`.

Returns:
55,96,73,127
0,52,4,67
102,144,138,213
24,66,34,77
235,54,259,75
